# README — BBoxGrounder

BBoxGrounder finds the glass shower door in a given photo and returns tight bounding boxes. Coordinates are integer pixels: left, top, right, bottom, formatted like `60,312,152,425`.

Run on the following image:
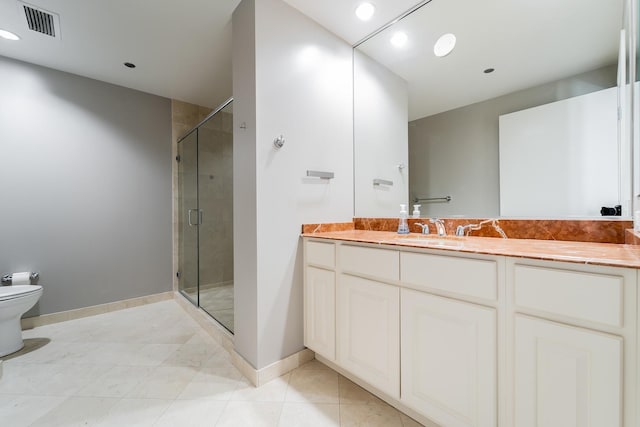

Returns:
176,100,234,334
197,102,234,332
177,130,199,305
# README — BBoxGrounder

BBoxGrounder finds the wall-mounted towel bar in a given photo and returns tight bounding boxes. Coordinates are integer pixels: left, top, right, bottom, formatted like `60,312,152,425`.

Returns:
373,179,393,186
413,195,452,203
306,170,334,179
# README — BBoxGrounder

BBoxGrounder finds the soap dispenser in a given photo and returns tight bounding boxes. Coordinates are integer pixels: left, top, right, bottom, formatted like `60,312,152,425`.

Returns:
412,204,421,218
398,204,410,234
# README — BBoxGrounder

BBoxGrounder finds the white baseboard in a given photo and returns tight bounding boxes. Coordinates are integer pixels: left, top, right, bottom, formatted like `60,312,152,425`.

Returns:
21,291,174,329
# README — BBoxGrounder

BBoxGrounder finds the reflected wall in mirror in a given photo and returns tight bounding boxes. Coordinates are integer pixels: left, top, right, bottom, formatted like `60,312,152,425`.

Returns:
354,0,636,218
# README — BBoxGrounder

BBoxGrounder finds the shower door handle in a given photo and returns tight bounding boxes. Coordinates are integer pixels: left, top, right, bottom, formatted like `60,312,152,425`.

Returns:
187,209,203,226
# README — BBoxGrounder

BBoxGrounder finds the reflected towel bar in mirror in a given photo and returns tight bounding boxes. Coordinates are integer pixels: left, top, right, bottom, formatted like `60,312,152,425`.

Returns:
306,170,334,179
413,196,452,203
373,179,393,186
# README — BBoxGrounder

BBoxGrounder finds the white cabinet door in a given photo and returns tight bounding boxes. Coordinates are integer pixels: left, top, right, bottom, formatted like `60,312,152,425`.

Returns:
304,266,336,361
401,289,497,427
514,315,622,427
337,274,400,398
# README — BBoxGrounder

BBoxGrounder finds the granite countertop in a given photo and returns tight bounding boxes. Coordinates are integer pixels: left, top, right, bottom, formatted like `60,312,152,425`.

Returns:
302,230,640,269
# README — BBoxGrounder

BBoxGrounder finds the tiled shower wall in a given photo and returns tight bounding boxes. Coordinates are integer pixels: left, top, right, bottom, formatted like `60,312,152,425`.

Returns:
198,111,234,288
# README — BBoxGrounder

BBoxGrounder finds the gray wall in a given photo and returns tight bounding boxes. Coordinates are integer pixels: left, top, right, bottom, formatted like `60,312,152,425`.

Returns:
409,65,617,217
0,56,173,316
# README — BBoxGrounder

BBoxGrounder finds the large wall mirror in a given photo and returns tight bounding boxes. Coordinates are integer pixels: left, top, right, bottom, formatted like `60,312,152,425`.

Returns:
354,0,637,219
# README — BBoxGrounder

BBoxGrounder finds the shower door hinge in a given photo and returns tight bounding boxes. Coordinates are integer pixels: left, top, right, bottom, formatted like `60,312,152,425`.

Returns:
176,155,181,163
176,271,181,279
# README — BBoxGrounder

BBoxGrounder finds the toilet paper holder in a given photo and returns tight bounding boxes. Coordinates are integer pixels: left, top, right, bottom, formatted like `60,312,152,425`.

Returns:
1,272,39,285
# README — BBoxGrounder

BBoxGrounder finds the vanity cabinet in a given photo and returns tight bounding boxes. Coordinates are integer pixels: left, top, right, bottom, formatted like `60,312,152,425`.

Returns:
337,274,400,397
305,266,336,361
514,315,622,427
303,237,638,427
304,241,336,361
336,244,400,397
507,258,637,427
401,288,497,427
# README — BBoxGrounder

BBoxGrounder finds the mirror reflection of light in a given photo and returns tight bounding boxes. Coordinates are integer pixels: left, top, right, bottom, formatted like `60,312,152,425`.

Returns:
434,33,456,57
0,29,20,41
355,2,375,21
390,32,408,48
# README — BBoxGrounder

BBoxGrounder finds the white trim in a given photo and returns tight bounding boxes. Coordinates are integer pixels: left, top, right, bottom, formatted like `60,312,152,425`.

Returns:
20,291,174,329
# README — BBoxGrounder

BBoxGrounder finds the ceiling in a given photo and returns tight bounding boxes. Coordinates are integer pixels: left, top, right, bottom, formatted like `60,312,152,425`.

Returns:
0,0,415,109
283,0,422,45
0,0,621,115
0,0,239,109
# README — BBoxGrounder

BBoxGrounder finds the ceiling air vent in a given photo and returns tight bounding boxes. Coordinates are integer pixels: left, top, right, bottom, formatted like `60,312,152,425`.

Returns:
18,1,61,39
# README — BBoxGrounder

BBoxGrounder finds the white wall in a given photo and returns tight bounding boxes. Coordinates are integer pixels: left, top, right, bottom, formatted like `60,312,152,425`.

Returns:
0,56,173,315
499,87,619,217
232,0,259,368
354,50,409,217
233,0,354,369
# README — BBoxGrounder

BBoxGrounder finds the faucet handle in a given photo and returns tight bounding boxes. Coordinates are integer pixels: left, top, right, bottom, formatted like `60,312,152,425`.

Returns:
415,222,430,234
428,218,446,236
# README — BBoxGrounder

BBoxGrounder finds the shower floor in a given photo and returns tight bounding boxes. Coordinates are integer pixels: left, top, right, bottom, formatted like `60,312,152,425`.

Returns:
182,283,234,333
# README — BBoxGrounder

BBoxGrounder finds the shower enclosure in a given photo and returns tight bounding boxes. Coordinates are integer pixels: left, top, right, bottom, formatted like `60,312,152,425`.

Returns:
177,99,234,333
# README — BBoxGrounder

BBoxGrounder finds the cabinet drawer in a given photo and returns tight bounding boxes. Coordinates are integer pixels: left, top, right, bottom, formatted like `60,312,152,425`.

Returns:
339,245,399,282
306,240,335,269
514,264,623,327
401,252,498,301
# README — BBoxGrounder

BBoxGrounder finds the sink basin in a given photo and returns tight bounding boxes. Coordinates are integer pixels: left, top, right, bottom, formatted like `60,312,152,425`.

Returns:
386,235,465,248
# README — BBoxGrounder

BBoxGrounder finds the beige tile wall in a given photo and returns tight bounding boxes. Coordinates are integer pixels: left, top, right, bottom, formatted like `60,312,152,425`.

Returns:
197,112,234,287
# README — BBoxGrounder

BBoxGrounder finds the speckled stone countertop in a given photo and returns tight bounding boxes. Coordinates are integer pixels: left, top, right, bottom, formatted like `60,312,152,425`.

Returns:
302,230,640,269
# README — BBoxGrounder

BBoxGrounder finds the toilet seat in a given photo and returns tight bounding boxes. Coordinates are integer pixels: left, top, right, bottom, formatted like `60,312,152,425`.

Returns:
0,285,43,302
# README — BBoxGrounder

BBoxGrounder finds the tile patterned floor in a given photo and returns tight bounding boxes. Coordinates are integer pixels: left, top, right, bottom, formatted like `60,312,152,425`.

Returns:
199,284,234,333
181,284,234,333
0,300,423,426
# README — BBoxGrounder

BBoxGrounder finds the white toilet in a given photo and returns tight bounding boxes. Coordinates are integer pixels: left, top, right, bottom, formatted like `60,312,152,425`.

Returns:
0,285,43,357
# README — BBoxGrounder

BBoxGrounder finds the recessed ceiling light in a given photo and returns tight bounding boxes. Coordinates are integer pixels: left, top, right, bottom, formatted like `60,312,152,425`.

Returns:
390,31,408,48
0,29,20,41
124,62,136,69
434,33,456,57
355,2,375,21
484,68,495,74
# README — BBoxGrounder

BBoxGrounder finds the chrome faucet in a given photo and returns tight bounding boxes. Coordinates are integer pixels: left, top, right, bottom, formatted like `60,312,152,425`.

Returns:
455,225,469,236
415,222,430,234
429,218,446,236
